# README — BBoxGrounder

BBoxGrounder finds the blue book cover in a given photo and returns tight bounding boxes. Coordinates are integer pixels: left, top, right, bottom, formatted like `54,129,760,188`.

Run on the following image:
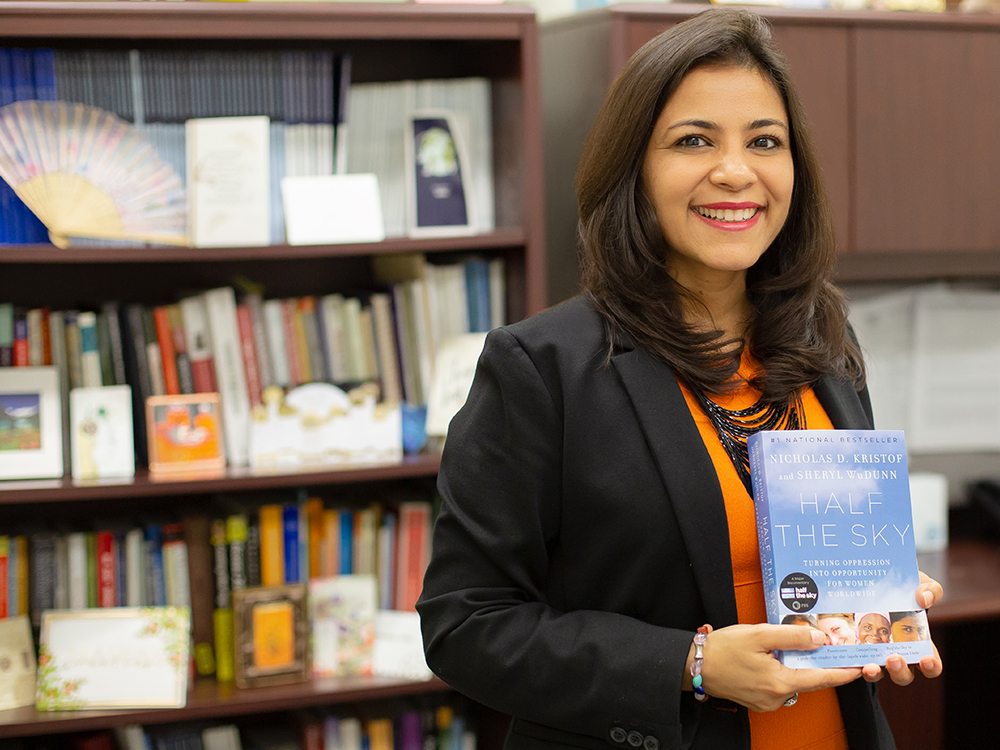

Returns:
748,429,933,668
463,258,491,333
282,502,300,583
339,509,353,575
145,524,167,606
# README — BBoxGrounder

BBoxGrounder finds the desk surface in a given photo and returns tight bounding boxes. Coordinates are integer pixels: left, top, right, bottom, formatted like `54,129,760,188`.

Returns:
918,538,1000,625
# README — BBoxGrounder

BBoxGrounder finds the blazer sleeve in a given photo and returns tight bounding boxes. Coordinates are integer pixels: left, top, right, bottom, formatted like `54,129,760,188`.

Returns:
418,327,696,747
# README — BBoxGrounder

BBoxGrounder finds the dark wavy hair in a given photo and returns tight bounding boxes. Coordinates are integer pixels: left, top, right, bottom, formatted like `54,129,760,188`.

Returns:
577,7,864,400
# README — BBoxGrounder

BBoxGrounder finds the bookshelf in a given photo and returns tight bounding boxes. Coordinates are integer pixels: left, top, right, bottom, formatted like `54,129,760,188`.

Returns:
0,1,544,745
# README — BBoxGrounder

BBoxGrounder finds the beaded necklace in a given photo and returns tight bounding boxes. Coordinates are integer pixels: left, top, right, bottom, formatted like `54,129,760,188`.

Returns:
691,388,804,496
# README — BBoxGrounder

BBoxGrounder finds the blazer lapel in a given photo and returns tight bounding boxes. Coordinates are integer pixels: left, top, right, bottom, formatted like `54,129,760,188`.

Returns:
813,375,873,430
611,348,740,627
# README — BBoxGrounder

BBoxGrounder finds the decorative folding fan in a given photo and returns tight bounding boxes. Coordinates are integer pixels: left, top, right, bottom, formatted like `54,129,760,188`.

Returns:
0,100,187,248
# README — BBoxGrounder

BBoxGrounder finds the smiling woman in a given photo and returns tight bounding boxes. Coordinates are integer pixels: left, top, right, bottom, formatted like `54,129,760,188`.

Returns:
418,8,944,750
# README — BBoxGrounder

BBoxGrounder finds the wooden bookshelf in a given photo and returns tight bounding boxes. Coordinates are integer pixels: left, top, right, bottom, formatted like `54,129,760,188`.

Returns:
0,676,454,739
0,1,544,745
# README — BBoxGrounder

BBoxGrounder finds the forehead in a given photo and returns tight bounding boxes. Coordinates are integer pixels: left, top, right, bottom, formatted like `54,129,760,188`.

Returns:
660,63,787,122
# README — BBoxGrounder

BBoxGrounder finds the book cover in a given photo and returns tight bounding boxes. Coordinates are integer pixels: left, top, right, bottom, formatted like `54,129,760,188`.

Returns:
748,429,934,668
186,115,271,247
308,574,377,677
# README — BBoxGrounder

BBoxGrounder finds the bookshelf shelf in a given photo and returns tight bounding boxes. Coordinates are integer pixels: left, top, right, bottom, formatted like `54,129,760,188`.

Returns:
0,454,441,506
0,229,529,264
0,675,454,739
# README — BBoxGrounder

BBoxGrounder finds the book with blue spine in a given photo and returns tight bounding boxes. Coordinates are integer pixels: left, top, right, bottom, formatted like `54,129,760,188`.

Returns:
748,429,934,668
283,502,300,584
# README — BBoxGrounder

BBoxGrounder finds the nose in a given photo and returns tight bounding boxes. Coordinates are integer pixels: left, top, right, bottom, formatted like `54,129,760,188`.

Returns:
710,147,757,190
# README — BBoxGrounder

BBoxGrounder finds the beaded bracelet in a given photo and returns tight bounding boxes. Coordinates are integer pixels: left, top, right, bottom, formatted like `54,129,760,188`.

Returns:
690,624,713,702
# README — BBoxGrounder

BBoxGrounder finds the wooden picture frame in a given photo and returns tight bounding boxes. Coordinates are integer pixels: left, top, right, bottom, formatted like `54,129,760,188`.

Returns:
232,584,309,689
146,393,225,476
0,366,63,480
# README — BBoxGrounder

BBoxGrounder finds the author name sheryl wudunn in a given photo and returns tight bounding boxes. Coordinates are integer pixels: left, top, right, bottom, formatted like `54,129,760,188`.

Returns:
768,434,904,482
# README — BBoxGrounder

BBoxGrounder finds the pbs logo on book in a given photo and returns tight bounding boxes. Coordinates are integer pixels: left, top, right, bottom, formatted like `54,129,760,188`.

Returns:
780,573,818,612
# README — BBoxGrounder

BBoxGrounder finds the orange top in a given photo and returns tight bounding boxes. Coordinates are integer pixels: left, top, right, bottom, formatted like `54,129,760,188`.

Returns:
680,360,849,750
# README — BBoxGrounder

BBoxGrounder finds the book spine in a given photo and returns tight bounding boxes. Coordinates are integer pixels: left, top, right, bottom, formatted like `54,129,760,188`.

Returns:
0,537,8,618
78,311,104,388
225,514,248,592
306,497,323,580
245,518,261,588
282,502,300,584
180,296,218,394
244,292,274,389
102,301,128,386
281,298,303,386
54,533,69,610
67,531,88,609
339,509,353,575
96,530,118,607
183,514,216,677
395,502,431,612
124,527,145,606
153,306,182,396
27,308,43,366
262,299,290,387
0,302,14,366
259,504,284,587
15,536,29,616
95,309,114,385
320,509,340,577
235,304,263,408
29,533,57,627
213,518,234,683
13,310,28,367
145,524,167,607
114,531,127,607
204,288,251,466
168,305,195,395
143,307,166,397
86,532,98,608
747,433,778,627
161,523,191,608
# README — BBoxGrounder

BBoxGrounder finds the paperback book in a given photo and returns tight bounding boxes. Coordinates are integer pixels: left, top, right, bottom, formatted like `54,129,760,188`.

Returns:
748,429,933,668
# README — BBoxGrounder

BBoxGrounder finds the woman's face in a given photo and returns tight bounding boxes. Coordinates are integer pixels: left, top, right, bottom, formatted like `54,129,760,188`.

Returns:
891,614,929,642
817,616,858,646
858,613,891,644
642,64,794,292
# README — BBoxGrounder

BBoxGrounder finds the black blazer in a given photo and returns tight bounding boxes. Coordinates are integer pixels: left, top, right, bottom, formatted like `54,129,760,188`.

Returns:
418,296,896,750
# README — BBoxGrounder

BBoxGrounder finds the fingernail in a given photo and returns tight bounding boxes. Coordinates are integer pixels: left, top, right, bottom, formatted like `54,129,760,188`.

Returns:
811,630,825,645
888,656,903,671
922,591,934,608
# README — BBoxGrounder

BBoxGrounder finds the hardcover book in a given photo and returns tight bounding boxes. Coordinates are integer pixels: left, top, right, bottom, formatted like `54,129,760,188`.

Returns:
748,429,934,668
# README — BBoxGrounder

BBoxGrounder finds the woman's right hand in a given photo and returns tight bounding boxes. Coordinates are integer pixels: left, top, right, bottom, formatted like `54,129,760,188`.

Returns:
691,623,863,712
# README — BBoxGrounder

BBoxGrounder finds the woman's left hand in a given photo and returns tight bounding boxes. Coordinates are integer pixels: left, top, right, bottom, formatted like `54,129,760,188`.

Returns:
862,570,944,685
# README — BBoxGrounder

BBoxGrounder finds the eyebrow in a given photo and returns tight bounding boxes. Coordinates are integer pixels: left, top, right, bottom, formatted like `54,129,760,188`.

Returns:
666,118,789,133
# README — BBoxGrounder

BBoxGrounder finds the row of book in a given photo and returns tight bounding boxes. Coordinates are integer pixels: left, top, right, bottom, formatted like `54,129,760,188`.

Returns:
0,492,434,679
58,701,476,750
1,45,495,245
0,252,505,467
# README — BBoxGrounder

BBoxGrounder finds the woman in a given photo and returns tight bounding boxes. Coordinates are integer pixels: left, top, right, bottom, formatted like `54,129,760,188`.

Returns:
817,614,860,646
417,8,942,750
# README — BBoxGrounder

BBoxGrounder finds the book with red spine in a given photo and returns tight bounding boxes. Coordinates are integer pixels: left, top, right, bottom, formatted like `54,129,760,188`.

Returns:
180,295,218,394
236,304,263,408
95,530,118,608
394,501,432,612
13,309,28,366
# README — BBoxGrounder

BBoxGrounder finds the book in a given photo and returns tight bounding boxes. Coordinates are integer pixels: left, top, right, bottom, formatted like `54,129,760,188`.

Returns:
186,115,271,247
183,514,216,677
748,429,935,668
395,501,432,612
308,574,377,677
203,287,251,466
180,295,218,394
259,503,285,587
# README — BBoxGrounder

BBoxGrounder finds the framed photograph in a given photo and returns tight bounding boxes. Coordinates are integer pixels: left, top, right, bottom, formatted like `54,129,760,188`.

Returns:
146,393,225,476
70,385,135,480
232,584,309,689
0,366,64,480
405,109,474,238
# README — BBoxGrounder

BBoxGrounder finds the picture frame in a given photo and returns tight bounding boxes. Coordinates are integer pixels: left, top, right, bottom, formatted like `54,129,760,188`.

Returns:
70,385,135,480
405,109,474,238
36,606,190,710
146,393,225,476
232,583,309,689
0,366,64,480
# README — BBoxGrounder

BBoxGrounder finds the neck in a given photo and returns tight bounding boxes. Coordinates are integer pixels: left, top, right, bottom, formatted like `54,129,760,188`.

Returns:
683,288,752,342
